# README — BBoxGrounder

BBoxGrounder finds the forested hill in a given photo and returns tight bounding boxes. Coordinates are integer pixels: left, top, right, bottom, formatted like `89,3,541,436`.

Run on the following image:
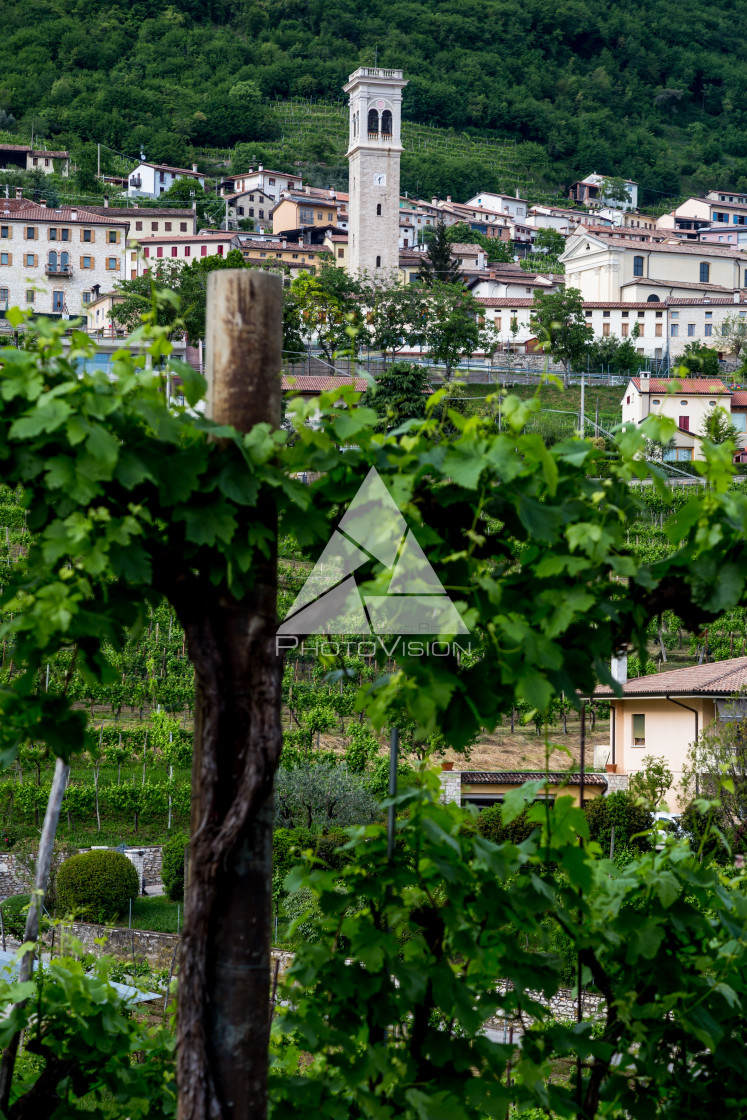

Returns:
4,0,747,201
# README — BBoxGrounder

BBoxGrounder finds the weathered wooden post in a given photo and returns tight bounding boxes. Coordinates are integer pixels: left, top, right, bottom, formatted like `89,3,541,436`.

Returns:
176,270,284,1120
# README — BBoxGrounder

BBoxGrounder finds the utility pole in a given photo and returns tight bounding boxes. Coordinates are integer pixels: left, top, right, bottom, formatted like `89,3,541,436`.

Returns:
579,371,585,437
97,143,100,179
176,271,283,1120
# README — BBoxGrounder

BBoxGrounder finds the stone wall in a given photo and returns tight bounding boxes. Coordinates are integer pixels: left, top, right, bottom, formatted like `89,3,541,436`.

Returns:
0,844,165,905
605,773,629,795
439,770,461,804
0,853,32,901
58,921,179,971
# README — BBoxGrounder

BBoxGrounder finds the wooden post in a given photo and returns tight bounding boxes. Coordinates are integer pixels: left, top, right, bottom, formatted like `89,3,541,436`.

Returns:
176,271,283,1120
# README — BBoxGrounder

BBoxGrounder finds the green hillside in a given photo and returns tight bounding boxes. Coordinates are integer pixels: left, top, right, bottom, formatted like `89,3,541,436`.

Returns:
2,0,747,203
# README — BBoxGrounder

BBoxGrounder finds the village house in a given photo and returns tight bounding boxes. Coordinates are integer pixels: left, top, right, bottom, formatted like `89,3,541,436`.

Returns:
464,191,529,220
597,209,658,231
568,172,638,211
128,231,234,276
218,167,303,200
127,162,205,199
594,656,747,812
271,189,338,235
0,144,70,177
468,263,562,299
440,769,607,811
0,205,127,319
620,375,747,460
223,189,275,229
561,229,747,301
672,193,747,230
235,235,326,273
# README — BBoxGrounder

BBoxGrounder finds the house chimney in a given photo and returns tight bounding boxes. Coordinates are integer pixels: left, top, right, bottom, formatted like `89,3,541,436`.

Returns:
71,209,77,221
611,651,628,685
192,163,198,173
431,197,438,206
40,199,46,207
640,373,650,392
14,188,22,200
258,164,263,172
516,188,520,199
446,195,452,203
103,195,109,208
735,290,741,303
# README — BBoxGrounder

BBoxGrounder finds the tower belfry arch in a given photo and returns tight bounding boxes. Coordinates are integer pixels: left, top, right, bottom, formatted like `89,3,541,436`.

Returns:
344,67,407,279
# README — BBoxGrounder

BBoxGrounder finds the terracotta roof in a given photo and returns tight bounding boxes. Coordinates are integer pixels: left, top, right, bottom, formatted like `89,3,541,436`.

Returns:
134,232,233,242
729,391,747,406
477,298,535,307
81,206,194,218
138,162,203,178
280,194,336,207
0,206,128,225
581,301,667,309
631,377,729,393
0,199,36,212
590,233,747,259
461,771,607,785
0,144,68,156
620,278,734,293
281,375,366,392
595,656,747,696
666,296,747,304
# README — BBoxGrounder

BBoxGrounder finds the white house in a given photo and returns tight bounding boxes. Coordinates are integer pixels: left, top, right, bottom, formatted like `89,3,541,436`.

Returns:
568,173,638,211
464,192,528,220
127,231,234,275
620,375,745,461
128,163,206,199
219,166,303,202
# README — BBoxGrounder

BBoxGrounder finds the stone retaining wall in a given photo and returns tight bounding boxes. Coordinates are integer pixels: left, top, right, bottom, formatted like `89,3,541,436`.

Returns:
0,854,32,901
0,844,165,905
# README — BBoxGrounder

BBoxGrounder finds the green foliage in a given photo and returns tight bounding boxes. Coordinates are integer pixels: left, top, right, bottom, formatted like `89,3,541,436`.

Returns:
475,803,538,845
161,830,189,902
359,362,431,431
419,219,461,285
55,850,139,922
583,790,654,854
629,754,674,808
531,286,592,380
681,341,722,377
271,779,747,1118
700,404,743,446
274,763,381,831
0,894,31,940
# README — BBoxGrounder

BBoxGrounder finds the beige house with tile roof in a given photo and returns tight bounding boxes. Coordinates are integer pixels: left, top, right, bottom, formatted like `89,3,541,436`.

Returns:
594,656,747,811
620,376,745,460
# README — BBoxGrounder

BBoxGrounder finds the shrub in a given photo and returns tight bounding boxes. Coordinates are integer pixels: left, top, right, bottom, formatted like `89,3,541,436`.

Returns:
56,850,139,923
275,762,381,829
583,791,653,855
162,831,189,901
0,894,30,939
476,804,537,845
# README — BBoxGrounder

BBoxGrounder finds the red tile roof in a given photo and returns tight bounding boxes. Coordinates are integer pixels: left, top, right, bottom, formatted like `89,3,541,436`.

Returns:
282,375,367,392
81,206,194,218
140,162,203,178
1,206,128,225
730,391,747,406
631,377,729,394
134,232,233,242
595,656,747,696
462,771,607,785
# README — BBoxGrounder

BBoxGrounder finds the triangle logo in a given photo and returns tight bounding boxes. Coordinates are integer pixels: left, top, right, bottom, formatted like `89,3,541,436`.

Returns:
278,467,468,636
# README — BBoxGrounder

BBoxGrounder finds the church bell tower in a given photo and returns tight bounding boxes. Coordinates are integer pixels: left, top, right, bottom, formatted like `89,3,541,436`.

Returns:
344,67,407,279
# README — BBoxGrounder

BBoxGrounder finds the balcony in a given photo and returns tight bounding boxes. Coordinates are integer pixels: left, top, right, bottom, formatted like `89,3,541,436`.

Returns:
45,263,72,277
129,176,142,189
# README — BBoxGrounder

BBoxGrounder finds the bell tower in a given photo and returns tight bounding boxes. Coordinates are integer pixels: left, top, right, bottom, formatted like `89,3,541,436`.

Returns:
344,67,407,279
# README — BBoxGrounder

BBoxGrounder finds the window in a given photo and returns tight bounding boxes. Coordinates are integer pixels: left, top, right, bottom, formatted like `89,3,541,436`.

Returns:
25,290,33,304
621,310,629,318
376,255,381,268
259,210,264,219
700,262,710,283
249,209,254,218
82,292,91,303
382,109,393,135
671,311,679,318
80,256,91,268
52,291,64,312
159,171,165,183
135,221,143,232
705,323,713,336
83,229,92,242
602,322,610,336
652,399,660,405
732,413,747,431
705,310,712,318
626,395,631,405
621,323,629,336
495,316,502,330
656,310,663,318
201,245,207,256
184,246,190,257
171,247,177,257
144,247,149,258
317,212,324,220
238,207,244,216
632,714,645,746
61,229,69,242
0,252,9,266
165,223,172,232
633,255,644,276
49,228,57,241
217,245,223,255
603,309,610,317
638,323,645,336
269,177,275,185
337,248,344,258
679,415,689,430
152,223,158,232
24,252,34,266
655,323,662,336
687,324,696,336
368,108,379,134
0,287,7,303
671,323,679,336
1,226,10,240
25,227,35,240
180,222,187,232
156,247,163,258
299,207,313,225
708,400,717,406
663,447,693,461
107,231,118,243
376,204,382,216
106,257,118,269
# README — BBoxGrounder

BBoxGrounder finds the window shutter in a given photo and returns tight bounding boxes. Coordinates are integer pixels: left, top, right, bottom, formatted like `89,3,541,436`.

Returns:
33,255,37,267
679,415,689,430
7,253,11,265
80,256,85,269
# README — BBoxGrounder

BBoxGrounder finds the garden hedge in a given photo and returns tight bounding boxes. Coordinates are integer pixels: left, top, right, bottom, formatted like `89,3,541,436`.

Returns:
55,849,139,922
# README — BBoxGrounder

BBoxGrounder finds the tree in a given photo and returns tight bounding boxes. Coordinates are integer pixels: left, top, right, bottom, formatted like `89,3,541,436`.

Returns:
159,177,225,230
534,226,566,256
680,341,721,376
366,283,426,360
629,754,674,808
418,219,462,285
719,312,747,359
290,264,365,362
700,404,743,446
421,282,491,379
682,713,747,831
359,361,431,431
598,175,632,206
530,286,592,384
444,222,512,263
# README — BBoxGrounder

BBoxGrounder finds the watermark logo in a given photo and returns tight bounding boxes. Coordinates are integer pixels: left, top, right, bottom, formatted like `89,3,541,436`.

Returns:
277,467,468,647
